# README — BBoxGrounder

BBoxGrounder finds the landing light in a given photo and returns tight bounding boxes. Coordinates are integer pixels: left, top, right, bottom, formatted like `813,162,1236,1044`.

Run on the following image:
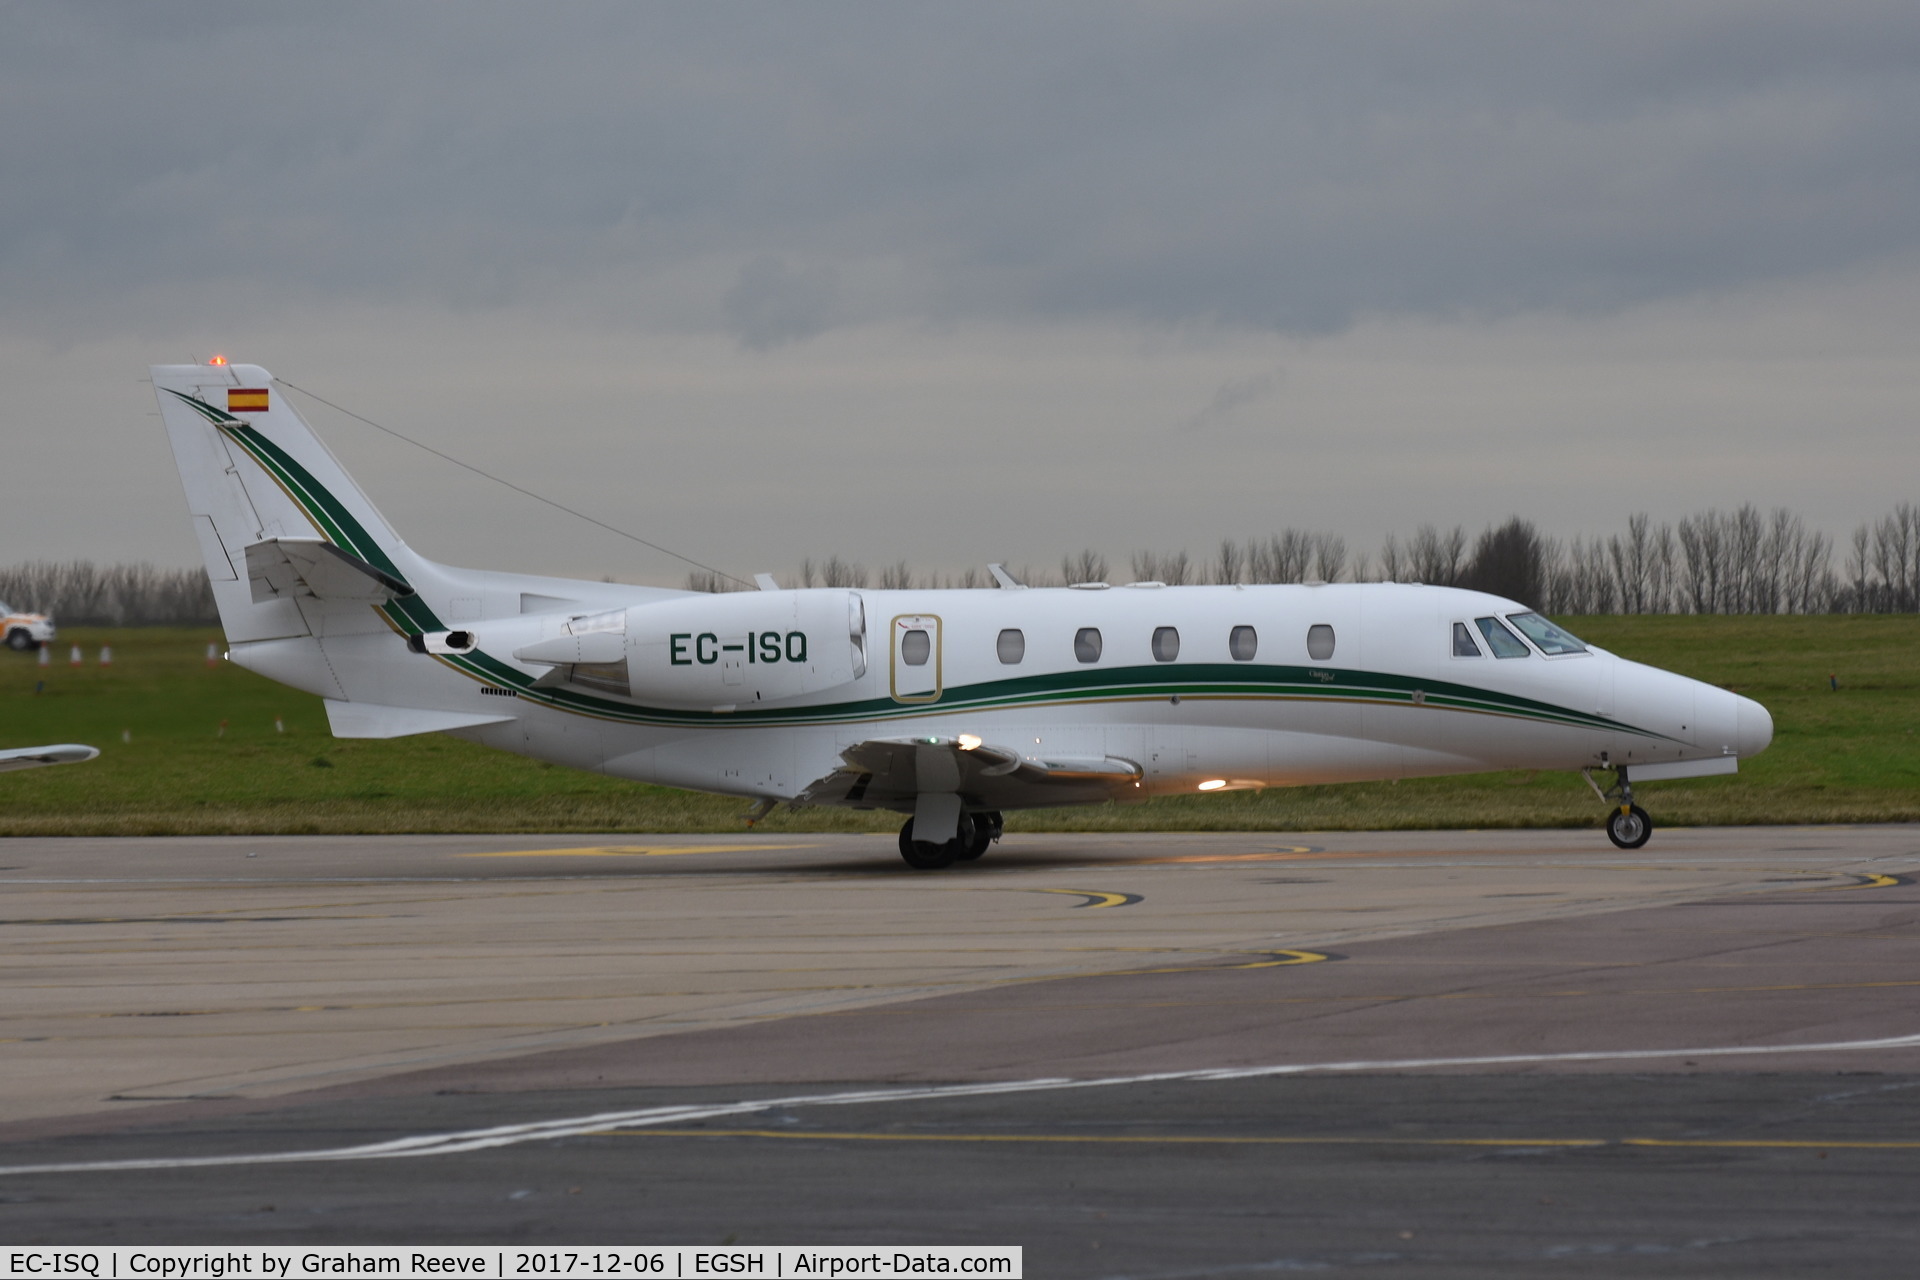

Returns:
957,734,982,751
1197,779,1228,791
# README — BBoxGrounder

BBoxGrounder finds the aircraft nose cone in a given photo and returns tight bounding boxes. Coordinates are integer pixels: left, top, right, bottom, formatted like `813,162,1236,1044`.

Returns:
1736,695,1774,759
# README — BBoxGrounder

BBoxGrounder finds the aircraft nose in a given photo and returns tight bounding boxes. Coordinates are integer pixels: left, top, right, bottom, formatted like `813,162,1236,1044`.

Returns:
1736,695,1774,759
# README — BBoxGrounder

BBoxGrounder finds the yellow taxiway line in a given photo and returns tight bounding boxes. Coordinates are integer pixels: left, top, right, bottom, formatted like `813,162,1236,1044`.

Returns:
454,844,819,858
1029,888,1142,909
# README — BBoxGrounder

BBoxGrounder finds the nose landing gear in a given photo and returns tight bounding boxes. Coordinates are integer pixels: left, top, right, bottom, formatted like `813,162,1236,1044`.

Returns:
1606,803,1653,849
1584,765,1653,849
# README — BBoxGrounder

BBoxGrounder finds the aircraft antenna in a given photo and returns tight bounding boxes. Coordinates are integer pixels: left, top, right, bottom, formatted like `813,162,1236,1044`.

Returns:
279,379,753,589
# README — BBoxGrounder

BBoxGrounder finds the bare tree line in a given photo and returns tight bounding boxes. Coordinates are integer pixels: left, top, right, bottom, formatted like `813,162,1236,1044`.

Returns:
0,561,218,626
1847,503,1920,613
9,503,1908,624
693,501,1920,615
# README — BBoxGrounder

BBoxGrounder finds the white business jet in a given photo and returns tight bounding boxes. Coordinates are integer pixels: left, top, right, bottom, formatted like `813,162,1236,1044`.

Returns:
152,362,1771,868
0,745,99,773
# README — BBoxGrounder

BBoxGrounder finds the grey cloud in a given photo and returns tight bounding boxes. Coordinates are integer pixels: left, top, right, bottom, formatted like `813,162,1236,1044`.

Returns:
5,3,1920,339
722,257,841,350
1178,370,1279,432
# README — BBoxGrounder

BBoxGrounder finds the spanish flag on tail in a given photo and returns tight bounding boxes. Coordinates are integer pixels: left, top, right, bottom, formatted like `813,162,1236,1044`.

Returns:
227,387,269,413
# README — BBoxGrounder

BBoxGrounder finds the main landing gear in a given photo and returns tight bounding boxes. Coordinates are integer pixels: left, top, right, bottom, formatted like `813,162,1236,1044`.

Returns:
898,810,1002,870
1584,764,1653,849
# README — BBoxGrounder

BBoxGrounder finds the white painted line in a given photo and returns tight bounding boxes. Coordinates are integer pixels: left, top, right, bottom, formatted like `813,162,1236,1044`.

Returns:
7,1034,1920,1177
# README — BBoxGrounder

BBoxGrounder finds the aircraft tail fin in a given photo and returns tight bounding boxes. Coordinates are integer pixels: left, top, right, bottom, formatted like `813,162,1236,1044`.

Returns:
150,362,431,644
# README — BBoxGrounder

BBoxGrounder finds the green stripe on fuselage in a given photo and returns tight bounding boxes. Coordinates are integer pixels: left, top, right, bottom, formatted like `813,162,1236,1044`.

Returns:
437,652,1668,741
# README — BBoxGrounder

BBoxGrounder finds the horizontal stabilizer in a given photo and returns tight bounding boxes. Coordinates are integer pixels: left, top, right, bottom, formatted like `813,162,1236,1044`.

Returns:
0,744,100,773
324,701,516,740
246,538,414,605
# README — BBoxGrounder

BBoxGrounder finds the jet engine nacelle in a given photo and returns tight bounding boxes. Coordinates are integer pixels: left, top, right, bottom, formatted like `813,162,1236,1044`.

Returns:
512,590,868,708
626,589,868,707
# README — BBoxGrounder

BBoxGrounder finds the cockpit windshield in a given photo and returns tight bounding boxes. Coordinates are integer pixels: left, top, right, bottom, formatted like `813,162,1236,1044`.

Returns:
1506,612,1587,655
1474,616,1531,659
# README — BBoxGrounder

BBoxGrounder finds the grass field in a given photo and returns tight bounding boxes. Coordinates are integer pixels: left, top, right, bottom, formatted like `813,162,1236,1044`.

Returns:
1,616,1914,836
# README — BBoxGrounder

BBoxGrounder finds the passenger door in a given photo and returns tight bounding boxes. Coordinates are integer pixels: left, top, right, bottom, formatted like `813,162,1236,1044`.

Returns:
890,614,942,703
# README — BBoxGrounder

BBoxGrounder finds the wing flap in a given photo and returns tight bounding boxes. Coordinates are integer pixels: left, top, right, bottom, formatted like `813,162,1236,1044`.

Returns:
796,737,1143,813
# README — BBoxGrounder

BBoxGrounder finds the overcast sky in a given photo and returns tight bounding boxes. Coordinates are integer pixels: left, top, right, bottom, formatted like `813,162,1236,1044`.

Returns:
3,2,1916,586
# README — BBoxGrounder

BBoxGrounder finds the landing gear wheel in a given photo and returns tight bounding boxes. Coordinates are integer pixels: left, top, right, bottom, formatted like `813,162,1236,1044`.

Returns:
1606,804,1652,850
5,629,31,652
955,810,999,861
1585,765,1653,851
898,818,959,870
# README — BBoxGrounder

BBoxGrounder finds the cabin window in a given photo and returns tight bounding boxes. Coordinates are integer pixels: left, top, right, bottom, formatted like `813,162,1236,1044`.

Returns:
1074,627,1103,663
1229,625,1257,661
1306,623,1335,661
1151,626,1180,662
1506,612,1588,655
901,628,931,666
996,628,1025,664
1452,622,1482,657
1475,616,1531,659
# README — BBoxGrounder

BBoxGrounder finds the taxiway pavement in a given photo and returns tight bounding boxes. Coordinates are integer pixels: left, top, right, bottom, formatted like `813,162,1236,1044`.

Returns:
4,826,1920,1273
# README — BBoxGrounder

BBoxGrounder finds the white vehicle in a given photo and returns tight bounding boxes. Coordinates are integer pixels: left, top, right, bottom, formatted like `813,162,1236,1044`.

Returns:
2,602,55,651
152,361,1772,867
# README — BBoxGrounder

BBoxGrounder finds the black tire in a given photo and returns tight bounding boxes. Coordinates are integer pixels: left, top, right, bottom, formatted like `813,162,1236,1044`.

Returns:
5,629,32,652
898,818,958,870
955,810,998,861
1606,804,1653,849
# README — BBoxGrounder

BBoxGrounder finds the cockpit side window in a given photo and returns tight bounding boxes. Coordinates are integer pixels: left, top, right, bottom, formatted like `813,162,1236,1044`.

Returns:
1505,612,1588,655
1452,622,1482,657
1474,616,1531,659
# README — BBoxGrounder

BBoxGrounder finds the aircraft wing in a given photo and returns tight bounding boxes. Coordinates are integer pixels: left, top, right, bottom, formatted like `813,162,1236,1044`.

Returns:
0,744,100,773
245,537,414,604
795,736,1143,813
